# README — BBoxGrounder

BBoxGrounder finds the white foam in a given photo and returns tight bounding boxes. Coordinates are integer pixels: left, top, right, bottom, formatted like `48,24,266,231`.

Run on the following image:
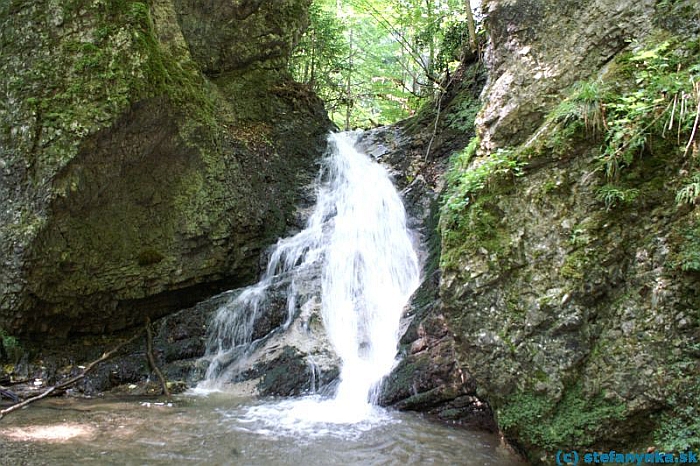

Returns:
201,132,420,421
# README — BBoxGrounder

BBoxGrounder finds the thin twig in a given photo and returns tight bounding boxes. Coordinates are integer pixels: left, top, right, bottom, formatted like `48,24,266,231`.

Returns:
0,332,143,420
664,93,677,136
145,317,170,399
684,83,700,157
425,89,443,161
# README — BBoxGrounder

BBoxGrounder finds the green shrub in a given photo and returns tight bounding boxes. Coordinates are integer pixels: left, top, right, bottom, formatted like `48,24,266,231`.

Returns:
0,329,22,363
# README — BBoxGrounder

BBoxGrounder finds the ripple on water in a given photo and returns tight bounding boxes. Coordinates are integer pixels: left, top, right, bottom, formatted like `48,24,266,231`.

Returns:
0,395,524,466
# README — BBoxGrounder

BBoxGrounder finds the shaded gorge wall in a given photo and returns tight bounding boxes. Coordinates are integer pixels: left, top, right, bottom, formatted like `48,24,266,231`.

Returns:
0,0,331,337
370,0,700,464
433,0,700,463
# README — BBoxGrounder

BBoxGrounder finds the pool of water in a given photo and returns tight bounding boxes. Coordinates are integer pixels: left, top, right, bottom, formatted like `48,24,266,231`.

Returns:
0,393,523,465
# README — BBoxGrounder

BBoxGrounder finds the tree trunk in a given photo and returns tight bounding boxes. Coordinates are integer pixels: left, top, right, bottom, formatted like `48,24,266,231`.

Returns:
465,0,477,52
345,27,354,131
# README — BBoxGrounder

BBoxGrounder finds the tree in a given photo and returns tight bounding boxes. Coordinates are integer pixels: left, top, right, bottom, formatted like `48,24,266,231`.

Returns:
290,0,349,117
289,0,479,128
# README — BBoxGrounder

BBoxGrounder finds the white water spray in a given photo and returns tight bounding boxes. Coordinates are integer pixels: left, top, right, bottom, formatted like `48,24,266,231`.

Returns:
200,132,420,422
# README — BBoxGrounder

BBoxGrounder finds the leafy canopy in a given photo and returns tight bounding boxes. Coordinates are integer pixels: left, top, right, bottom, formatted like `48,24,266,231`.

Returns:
289,0,476,129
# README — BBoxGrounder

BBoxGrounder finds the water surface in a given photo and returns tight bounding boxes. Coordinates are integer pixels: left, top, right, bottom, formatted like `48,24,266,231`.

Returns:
0,394,523,465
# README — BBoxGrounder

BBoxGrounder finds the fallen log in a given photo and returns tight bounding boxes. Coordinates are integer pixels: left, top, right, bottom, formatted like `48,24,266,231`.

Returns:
0,331,143,420
0,387,19,403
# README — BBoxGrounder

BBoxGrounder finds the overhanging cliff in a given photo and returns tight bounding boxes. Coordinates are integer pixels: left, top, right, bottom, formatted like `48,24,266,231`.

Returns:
0,0,331,337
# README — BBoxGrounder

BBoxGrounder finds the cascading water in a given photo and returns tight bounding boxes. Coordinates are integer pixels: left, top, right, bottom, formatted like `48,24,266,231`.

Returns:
1,131,522,466
198,131,420,425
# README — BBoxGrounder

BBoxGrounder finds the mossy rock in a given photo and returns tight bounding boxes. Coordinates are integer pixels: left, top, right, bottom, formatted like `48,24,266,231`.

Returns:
0,0,331,337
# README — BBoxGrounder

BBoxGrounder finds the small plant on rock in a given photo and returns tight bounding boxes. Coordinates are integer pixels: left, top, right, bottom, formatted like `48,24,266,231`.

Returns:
676,172,700,205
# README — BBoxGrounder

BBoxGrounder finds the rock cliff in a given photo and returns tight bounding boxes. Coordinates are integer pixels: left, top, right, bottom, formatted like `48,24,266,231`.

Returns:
377,0,700,463
433,0,700,462
2,1,699,463
0,0,330,337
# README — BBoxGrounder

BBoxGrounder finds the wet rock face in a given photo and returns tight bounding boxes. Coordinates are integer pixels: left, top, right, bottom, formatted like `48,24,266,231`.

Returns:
359,64,490,427
477,0,655,152
0,0,331,337
5,279,340,398
441,147,700,461
203,267,341,397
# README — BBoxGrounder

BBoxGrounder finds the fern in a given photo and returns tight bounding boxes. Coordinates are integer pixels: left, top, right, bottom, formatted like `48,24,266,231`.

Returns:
596,185,639,211
676,173,700,205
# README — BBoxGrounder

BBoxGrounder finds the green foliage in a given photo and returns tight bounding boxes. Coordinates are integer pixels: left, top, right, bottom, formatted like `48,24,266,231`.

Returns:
498,385,627,451
0,329,21,363
435,15,473,71
551,80,608,137
654,378,700,451
290,0,477,128
542,36,700,213
569,227,589,247
441,145,524,224
595,184,639,211
290,2,349,110
450,135,479,169
439,141,524,270
548,38,699,169
444,92,481,132
600,38,699,180
676,173,700,205
672,223,700,271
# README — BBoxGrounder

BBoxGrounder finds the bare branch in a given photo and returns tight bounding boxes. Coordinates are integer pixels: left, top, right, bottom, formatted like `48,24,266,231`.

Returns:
0,332,143,420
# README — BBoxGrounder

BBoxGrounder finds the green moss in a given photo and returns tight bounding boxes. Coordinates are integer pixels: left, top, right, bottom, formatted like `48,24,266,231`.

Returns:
137,249,165,266
560,249,596,280
7,0,217,180
439,144,525,271
442,146,524,220
440,193,512,271
653,371,700,451
670,220,700,272
498,384,627,451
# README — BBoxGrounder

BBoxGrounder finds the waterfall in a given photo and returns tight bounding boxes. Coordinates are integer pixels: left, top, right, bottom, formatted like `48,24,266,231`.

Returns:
199,132,420,421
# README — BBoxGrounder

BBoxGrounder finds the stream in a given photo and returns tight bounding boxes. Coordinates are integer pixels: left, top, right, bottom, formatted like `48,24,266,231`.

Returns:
1,133,524,465
0,394,522,465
